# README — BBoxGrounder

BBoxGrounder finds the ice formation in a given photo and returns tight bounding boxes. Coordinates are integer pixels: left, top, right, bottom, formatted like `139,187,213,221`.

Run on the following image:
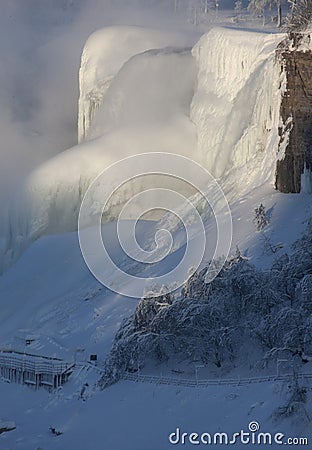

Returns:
191,28,284,197
0,26,287,272
78,26,198,142
301,164,312,194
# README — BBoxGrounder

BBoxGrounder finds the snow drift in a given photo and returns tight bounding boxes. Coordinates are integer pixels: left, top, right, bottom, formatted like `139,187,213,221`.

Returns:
0,26,286,272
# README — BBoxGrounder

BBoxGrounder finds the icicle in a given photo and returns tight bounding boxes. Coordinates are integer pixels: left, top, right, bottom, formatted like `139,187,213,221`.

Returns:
301,163,312,193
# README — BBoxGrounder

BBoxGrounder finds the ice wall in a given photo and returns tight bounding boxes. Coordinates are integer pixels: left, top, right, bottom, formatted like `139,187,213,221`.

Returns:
78,26,198,142
86,46,196,139
191,28,284,196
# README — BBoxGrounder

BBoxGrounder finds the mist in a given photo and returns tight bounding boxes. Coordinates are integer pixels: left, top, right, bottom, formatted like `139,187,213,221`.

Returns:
0,0,186,204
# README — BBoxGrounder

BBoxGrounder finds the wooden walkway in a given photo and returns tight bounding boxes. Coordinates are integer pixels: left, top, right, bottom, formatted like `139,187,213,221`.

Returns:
0,350,74,390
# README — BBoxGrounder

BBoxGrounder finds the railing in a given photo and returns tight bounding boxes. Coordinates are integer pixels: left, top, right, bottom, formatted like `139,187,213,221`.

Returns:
69,361,312,389
0,350,74,390
123,371,312,388
0,352,72,375
2,349,311,391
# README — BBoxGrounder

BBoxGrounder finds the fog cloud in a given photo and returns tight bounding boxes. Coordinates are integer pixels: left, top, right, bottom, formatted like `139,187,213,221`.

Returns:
0,0,186,203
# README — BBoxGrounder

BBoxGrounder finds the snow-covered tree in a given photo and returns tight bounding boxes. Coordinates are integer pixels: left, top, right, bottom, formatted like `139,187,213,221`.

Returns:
187,0,217,25
285,0,312,33
99,219,312,389
295,274,312,313
133,297,159,330
253,203,269,231
248,0,282,27
235,0,243,17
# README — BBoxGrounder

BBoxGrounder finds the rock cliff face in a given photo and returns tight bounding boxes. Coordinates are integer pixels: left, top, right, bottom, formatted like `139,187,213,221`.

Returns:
276,47,312,193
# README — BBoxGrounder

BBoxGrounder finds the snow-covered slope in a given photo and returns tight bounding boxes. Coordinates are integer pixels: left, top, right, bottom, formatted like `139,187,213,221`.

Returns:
0,190,310,350
0,222,140,360
1,375,308,450
1,188,312,449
